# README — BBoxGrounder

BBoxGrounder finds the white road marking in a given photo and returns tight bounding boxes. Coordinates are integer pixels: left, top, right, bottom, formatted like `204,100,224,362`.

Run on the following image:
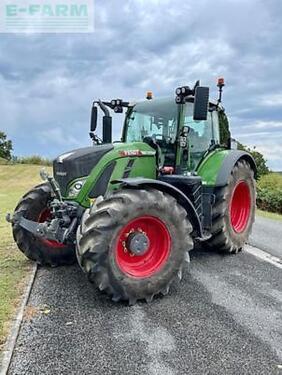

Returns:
245,245,282,269
191,266,282,360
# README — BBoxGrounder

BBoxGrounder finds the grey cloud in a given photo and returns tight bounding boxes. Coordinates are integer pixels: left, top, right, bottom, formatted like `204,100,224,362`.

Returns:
0,0,281,170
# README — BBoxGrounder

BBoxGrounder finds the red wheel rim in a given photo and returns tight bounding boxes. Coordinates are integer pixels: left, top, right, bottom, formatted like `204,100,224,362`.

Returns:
115,216,171,278
229,181,251,233
38,209,66,248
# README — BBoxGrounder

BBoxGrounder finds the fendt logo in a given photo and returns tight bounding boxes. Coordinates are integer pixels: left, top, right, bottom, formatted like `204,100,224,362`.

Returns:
0,0,94,33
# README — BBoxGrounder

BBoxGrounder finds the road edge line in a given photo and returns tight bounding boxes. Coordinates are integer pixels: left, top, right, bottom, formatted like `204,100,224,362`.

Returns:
0,263,38,375
245,245,282,269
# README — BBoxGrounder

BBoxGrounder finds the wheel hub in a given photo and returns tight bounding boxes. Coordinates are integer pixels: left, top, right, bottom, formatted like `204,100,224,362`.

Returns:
127,232,150,256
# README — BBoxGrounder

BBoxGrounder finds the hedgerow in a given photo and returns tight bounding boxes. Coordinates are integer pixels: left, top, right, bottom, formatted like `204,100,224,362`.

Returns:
257,173,282,214
13,155,52,166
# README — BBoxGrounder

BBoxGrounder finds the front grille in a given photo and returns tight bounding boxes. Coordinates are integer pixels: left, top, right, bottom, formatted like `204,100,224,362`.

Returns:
53,145,113,196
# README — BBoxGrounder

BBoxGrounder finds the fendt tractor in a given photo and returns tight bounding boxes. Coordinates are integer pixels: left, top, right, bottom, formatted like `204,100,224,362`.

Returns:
8,79,256,304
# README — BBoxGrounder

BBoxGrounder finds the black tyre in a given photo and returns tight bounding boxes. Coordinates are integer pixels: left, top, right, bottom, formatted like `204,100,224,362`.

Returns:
76,188,193,304
12,183,76,266
205,159,256,253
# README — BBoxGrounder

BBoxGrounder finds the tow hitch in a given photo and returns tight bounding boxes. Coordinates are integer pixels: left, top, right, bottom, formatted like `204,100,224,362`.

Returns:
7,200,79,244
7,170,81,245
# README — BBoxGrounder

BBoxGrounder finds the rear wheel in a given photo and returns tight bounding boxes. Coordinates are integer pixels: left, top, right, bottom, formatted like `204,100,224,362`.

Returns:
76,188,193,304
205,159,256,253
12,183,76,266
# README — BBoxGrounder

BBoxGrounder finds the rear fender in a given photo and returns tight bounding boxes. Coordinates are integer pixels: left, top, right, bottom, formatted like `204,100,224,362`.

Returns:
215,150,257,186
197,149,257,187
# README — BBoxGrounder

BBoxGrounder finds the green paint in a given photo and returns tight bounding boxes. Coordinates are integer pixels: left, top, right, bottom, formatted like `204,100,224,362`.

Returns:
196,149,229,186
74,142,156,207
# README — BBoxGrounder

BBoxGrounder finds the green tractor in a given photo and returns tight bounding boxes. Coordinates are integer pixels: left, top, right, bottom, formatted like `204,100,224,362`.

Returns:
9,79,256,304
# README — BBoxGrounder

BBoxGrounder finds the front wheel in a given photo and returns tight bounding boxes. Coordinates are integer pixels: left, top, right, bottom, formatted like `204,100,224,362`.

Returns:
76,188,194,304
205,159,256,253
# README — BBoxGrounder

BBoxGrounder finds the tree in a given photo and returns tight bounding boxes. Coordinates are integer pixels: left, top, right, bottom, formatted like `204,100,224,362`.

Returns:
237,142,269,179
0,131,13,160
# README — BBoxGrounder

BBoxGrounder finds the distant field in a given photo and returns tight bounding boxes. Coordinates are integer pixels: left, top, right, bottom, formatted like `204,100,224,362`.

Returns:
0,164,51,350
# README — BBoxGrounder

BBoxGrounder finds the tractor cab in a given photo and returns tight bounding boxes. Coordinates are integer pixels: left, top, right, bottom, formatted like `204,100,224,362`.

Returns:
91,81,214,177
122,95,221,174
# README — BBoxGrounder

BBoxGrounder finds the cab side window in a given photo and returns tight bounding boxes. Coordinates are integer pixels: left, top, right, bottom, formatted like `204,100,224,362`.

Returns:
184,104,220,170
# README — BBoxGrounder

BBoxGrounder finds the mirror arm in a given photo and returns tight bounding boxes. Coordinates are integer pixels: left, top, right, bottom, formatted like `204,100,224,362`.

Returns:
98,100,110,117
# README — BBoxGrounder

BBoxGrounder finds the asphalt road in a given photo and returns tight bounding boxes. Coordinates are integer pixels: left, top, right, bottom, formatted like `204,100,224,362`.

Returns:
250,216,282,258
8,217,282,375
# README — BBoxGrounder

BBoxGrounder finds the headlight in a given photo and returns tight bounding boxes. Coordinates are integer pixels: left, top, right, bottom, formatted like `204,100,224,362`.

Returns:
68,179,86,198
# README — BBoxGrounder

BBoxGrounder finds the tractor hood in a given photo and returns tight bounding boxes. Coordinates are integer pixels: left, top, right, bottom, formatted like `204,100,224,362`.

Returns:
53,144,113,196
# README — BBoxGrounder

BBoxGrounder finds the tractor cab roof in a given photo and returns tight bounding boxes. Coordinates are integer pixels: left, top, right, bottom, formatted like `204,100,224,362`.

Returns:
129,96,224,111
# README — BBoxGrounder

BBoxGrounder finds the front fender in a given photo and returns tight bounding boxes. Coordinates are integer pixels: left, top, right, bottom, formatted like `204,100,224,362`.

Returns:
112,177,204,239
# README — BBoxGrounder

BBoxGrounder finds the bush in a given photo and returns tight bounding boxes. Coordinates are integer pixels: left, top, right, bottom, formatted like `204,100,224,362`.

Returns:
257,173,282,214
237,142,269,179
0,131,13,160
15,155,52,166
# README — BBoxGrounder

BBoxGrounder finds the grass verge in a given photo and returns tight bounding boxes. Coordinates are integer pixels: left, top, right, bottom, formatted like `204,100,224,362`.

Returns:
0,164,51,350
257,209,282,222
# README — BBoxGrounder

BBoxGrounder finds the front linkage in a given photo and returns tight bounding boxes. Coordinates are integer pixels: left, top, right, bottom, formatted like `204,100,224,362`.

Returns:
7,172,81,246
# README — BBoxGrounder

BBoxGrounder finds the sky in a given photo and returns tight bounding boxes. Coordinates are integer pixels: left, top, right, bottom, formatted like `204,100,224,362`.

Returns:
0,0,282,170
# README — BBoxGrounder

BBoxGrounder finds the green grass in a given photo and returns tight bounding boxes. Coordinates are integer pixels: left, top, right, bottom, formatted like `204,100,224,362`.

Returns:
0,164,51,349
0,157,9,165
257,209,282,222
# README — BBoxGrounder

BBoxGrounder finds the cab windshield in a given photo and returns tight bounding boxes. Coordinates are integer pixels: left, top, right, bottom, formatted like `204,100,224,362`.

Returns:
125,97,179,144
125,97,179,166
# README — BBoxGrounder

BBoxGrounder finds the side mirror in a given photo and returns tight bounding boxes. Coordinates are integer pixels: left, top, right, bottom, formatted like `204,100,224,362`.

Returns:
193,86,209,121
103,116,112,144
90,105,98,132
